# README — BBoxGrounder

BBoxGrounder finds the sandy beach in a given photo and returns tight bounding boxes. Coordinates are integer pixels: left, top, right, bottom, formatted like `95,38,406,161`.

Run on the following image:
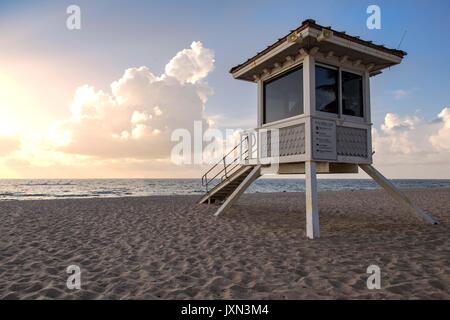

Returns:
0,187,449,300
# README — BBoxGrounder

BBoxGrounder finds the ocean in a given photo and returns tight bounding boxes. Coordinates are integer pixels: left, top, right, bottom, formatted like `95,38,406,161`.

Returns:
0,179,450,201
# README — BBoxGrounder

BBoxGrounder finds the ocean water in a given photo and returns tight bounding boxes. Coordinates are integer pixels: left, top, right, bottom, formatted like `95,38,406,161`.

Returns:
0,179,449,201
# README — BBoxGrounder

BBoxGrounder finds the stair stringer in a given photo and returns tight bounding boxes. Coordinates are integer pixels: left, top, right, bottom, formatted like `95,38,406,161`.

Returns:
197,165,255,204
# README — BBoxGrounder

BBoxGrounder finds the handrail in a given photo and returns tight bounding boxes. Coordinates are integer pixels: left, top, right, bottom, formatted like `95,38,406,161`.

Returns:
201,136,249,193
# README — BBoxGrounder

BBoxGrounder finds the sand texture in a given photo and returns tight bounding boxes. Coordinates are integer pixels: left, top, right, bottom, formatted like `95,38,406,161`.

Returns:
0,188,449,299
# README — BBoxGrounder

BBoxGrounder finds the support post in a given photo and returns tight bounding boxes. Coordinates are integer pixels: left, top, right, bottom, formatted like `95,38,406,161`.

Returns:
214,165,261,217
305,161,320,239
359,164,437,225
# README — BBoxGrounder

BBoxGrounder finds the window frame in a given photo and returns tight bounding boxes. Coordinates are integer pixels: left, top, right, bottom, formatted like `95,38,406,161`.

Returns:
314,63,340,119
262,64,304,125
314,63,366,122
340,67,366,122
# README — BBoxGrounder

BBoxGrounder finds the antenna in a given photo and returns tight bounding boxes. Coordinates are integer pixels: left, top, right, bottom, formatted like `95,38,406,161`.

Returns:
397,30,407,50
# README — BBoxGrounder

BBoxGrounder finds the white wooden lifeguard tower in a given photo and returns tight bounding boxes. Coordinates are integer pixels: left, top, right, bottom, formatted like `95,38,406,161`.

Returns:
198,19,437,239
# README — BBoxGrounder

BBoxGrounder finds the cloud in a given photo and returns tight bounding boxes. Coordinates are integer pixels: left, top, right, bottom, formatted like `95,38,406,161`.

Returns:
393,89,410,100
373,107,450,166
430,107,450,151
165,41,215,84
1,39,449,179
0,41,220,178
51,41,215,159
377,112,422,154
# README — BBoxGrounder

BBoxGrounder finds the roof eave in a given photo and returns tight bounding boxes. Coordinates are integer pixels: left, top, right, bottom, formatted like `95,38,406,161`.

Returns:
230,20,406,80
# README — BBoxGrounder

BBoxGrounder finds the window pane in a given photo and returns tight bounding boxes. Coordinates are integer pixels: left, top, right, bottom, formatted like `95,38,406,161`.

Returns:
263,67,303,124
315,66,338,114
342,71,364,117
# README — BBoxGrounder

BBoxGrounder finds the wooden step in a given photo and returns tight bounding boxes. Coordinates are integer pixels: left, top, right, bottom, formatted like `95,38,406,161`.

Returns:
197,166,254,204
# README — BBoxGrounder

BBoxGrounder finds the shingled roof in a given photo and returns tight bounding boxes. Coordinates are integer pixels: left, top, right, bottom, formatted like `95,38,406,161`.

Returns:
230,19,407,75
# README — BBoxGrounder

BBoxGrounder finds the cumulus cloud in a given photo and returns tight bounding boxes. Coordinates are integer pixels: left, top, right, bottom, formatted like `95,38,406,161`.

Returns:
377,113,423,154
0,41,240,178
373,107,450,166
430,107,450,151
2,38,448,179
165,41,215,84
52,41,215,159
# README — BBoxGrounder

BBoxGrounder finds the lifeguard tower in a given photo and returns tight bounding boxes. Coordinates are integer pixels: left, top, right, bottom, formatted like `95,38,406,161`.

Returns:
198,19,437,239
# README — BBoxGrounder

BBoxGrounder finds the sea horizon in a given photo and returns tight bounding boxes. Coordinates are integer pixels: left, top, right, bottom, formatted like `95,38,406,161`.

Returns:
1,178,450,201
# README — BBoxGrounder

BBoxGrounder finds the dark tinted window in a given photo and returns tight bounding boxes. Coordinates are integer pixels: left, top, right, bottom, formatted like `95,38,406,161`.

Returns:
315,66,338,114
263,67,303,124
342,71,364,117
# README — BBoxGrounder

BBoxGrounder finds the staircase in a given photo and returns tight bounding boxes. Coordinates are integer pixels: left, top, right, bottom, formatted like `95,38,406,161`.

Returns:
198,137,261,214
198,165,254,204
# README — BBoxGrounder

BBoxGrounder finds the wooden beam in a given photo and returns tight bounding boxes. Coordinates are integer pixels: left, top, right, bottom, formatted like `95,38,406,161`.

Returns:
309,47,319,56
317,28,333,42
366,63,375,71
287,33,302,43
339,55,348,64
359,164,438,225
299,48,308,56
277,162,358,174
305,161,320,239
214,165,261,217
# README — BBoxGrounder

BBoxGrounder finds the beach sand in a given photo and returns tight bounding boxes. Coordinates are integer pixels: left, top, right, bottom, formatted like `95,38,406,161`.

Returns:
0,188,449,300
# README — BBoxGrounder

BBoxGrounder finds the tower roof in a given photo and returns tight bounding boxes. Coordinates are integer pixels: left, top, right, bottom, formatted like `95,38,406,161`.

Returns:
230,19,407,81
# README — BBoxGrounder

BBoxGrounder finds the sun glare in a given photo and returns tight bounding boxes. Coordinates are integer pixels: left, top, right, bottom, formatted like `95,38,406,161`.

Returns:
0,73,30,135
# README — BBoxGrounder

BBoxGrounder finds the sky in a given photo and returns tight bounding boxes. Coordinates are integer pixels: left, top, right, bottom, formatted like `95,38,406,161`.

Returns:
0,0,449,178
